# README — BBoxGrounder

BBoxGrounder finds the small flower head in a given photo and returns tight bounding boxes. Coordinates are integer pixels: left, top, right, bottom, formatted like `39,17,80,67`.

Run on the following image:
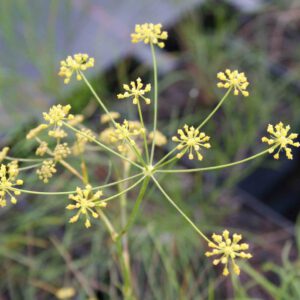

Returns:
72,129,96,156
205,230,252,276
58,53,94,84
0,161,23,207
172,125,211,160
53,143,71,161
37,160,57,183
48,128,68,139
26,124,48,139
0,147,9,163
262,122,299,160
100,111,120,124
117,78,151,105
131,23,168,48
217,69,249,97
36,142,48,156
43,104,74,127
67,114,84,126
55,287,76,299
110,120,145,147
148,130,167,146
66,185,107,228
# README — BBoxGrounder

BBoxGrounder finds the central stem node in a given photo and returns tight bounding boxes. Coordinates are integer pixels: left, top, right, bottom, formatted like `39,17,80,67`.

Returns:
143,165,155,177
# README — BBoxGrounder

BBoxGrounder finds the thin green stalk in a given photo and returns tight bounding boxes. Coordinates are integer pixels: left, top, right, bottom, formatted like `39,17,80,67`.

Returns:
150,43,158,165
96,176,145,204
81,72,117,127
154,147,178,168
151,176,210,243
117,177,150,240
137,100,149,163
11,172,144,196
63,122,143,170
19,163,42,171
157,149,270,173
96,208,117,240
80,72,145,166
154,155,178,170
5,156,44,162
196,88,232,131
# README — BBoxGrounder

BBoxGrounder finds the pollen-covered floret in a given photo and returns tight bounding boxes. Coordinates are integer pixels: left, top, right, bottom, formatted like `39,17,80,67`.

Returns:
36,142,48,156
43,104,74,127
72,129,96,156
0,147,9,163
48,128,68,139
37,160,57,183
262,122,299,160
26,124,49,139
217,69,249,97
131,23,168,48
148,130,167,146
172,125,211,160
110,120,145,147
53,143,71,161
0,161,23,207
205,230,252,276
100,111,120,124
117,78,151,105
58,53,94,84
66,185,107,228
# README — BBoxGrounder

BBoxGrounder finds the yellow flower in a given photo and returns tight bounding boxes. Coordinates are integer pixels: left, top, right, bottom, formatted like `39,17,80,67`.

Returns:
217,69,249,97
205,230,252,276
48,128,68,139
72,129,95,156
131,23,168,48
67,114,84,126
43,104,74,127
53,143,71,161
37,160,57,183
26,124,48,139
58,53,94,84
0,147,9,163
117,78,151,105
172,125,211,160
36,142,48,156
66,185,106,228
110,120,145,147
55,287,76,299
148,130,167,146
0,162,23,207
100,111,120,124
262,122,299,160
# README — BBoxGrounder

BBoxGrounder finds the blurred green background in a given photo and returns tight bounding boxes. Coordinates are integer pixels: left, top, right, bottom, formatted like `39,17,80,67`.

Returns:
1,0,300,299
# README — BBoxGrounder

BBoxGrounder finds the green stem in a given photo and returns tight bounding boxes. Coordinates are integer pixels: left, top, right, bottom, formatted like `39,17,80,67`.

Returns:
151,176,210,243
150,43,158,165
154,155,178,170
19,163,42,171
81,72,117,127
5,156,44,162
157,149,270,173
117,177,150,240
63,122,143,170
154,147,178,168
96,176,145,204
137,100,149,163
12,172,144,196
196,88,232,131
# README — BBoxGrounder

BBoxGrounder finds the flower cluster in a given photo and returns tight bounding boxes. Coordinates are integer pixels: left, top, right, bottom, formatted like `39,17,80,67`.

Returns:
72,129,96,156
58,53,94,84
172,125,211,160
43,104,74,127
205,230,252,276
262,122,299,159
0,161,23,207
66,185,106,228
217,69,249,97
131,23,168,48
117,78,151,105
36,160,57,183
